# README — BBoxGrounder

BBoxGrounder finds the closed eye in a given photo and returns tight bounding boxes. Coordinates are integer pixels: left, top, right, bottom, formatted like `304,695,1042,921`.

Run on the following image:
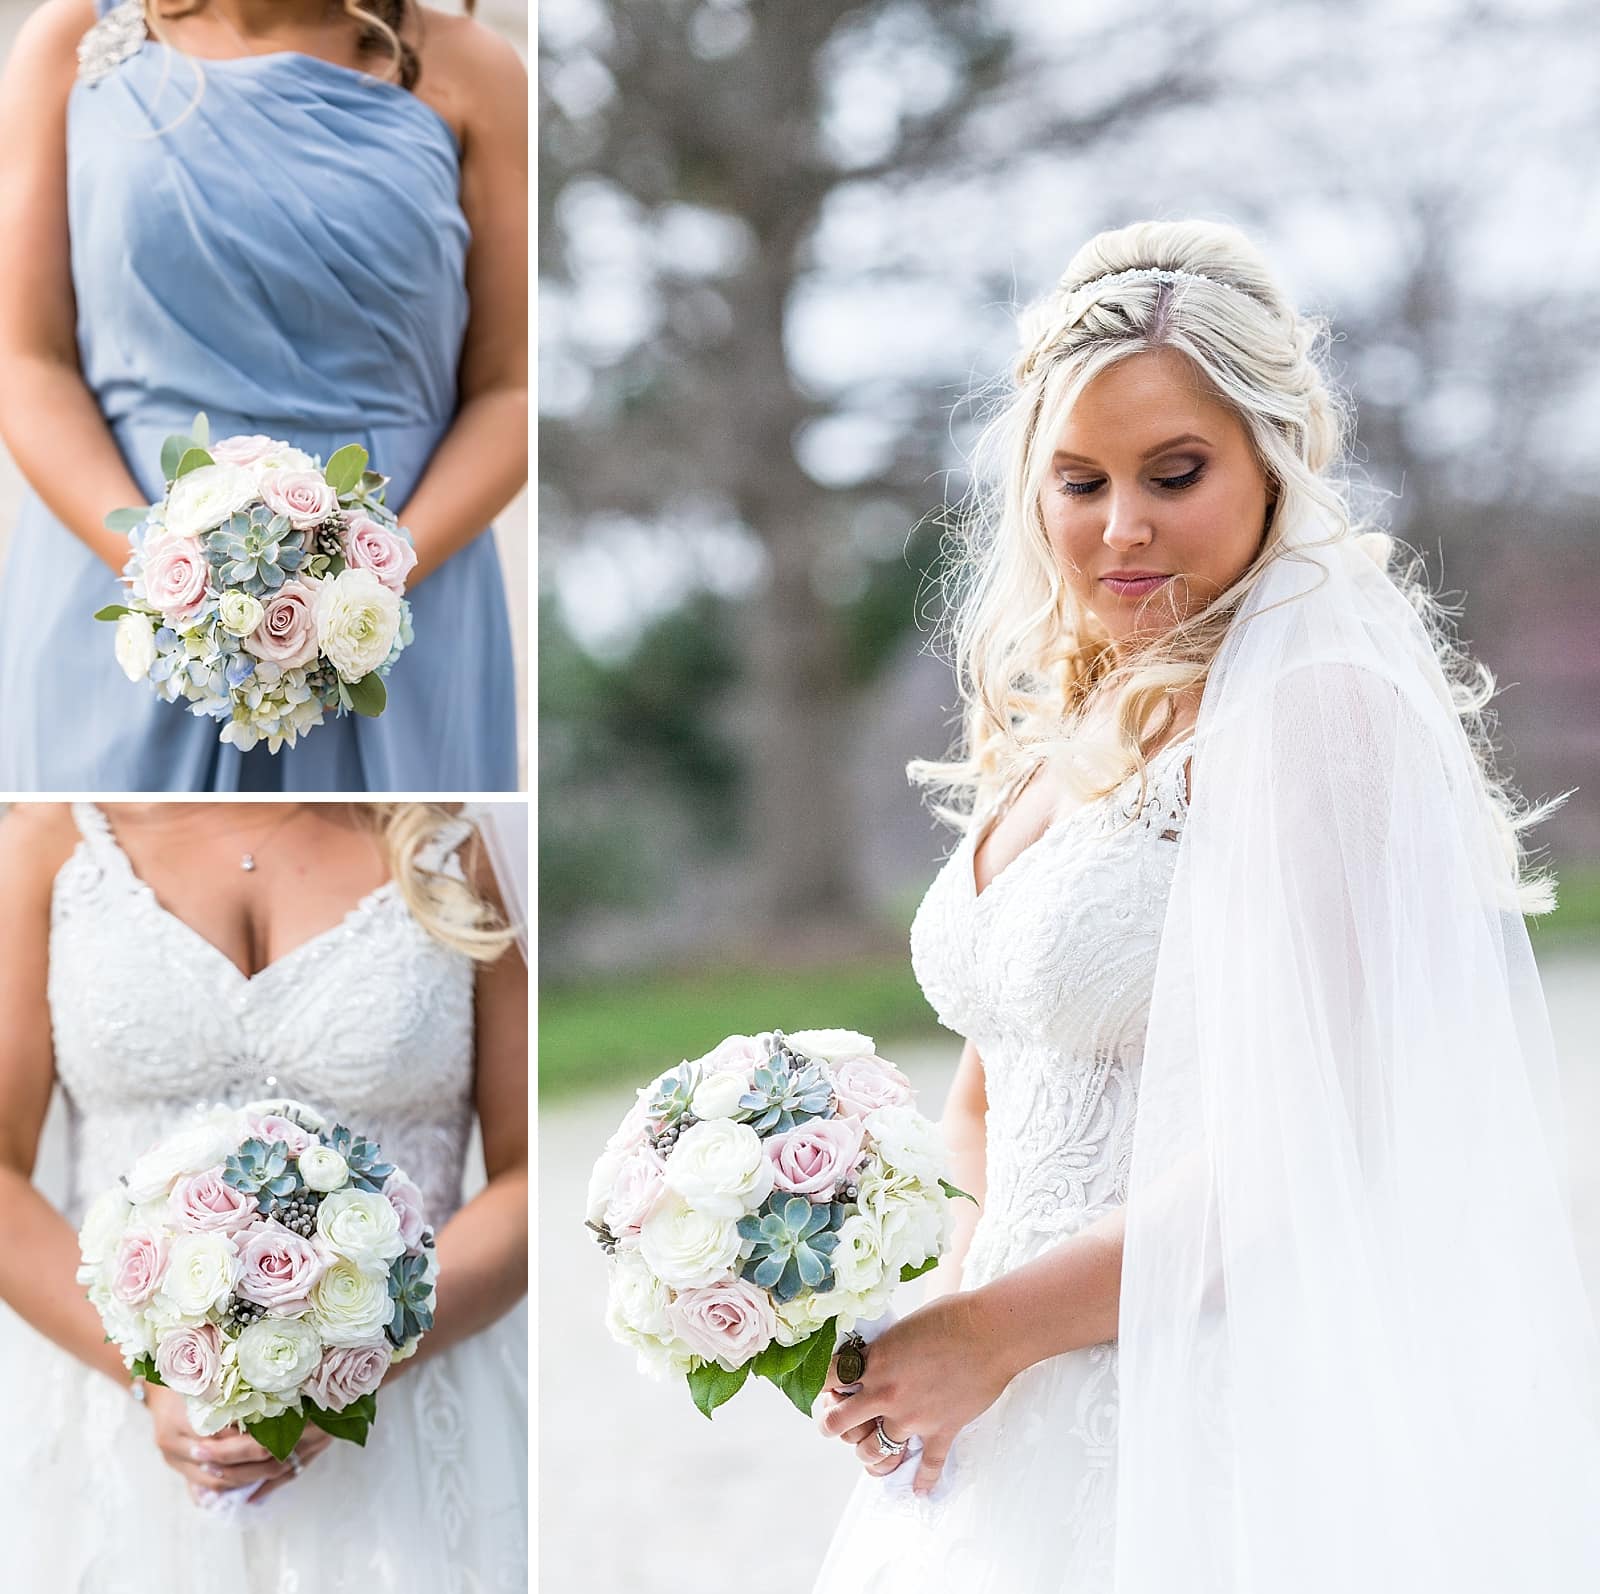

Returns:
1056,462,1206,498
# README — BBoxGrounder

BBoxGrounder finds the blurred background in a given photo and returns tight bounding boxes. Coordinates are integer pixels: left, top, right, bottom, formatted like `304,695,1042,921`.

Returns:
541,0,1600,1587
0,0,530,785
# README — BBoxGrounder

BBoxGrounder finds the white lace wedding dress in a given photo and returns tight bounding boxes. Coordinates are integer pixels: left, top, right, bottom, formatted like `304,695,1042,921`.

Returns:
0,807,528,1593
814,733,1195,1594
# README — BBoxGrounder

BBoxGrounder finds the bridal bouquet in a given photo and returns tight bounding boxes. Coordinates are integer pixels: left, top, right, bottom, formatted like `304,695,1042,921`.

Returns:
77,1099,437,1461
588,1029,972,1418
94,413,417,754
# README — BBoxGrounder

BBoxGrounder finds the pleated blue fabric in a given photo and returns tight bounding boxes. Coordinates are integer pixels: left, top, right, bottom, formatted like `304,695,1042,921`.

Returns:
0,4,518,790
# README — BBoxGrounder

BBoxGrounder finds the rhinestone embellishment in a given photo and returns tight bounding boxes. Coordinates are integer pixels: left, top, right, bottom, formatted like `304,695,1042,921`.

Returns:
76,0,148,86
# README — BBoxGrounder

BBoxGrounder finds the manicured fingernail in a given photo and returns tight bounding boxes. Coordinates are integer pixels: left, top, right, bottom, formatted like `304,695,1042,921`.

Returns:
203,1464,224,1478
189,1444,206,1461
840,1382,862,1395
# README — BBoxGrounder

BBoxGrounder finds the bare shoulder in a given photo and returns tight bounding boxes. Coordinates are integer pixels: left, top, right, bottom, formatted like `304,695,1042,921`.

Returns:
0,803,82,902
2,0,99,91
413,6,527,150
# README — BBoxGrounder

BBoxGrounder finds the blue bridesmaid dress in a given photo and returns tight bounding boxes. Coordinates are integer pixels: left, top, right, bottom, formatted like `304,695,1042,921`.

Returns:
0,0,519,791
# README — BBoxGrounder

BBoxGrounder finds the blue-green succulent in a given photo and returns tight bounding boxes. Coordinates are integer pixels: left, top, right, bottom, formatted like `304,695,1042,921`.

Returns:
646,1063,701,1129
386,1252,436,1345
323,1124,396,1192
222,1137,300,1214
737,1194,845,1303
738,1048,835,1135
204,506,307,595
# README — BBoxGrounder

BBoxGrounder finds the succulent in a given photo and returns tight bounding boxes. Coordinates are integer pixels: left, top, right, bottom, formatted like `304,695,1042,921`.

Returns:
738,1041,835,1135
222,1137,300,1214
644,1064,702,1150
203,505,307,595
386,1253,436,1345
323,1124,396,1192
737,1194,845,1303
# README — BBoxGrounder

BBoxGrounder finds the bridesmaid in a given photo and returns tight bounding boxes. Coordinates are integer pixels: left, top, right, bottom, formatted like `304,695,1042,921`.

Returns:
0,0,527,790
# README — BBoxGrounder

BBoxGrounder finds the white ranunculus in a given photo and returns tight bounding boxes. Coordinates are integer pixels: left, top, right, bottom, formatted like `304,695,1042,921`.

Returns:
689,1071,749,1121
586,1146,623,1227
78,1187,134,1268
90,1283,153,1363
309,1256,394,1346
662,1119,773,1218
773,1287,862,1348
831,1212,890,1299
315,1187,405,1273
164,462,259,539
113,612,159,682
604,1251,694,1380
247,442,318,481
311,568,401,681
638,1195,744,1292
857,1164,950,1274
785,1029,877,1065
862,1104,948,1186
234,1315,322,1393
159,1232,242,1319
124,1122,243,1204
297,1145,350,1193
216,590,265,638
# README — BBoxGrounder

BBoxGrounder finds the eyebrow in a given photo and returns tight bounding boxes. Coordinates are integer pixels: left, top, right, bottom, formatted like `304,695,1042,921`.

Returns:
1053,432,1212,465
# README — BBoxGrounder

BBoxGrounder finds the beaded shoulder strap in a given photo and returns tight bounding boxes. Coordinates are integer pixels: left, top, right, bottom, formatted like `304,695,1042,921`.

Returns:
78,0,148,85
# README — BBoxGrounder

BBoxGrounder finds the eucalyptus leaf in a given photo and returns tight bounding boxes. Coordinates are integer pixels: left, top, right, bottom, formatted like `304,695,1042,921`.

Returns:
324,443,368,496
159,434,196,480
104,507,149,534
93,605,134,622
191,411,210,447
344,672,388,718
687,1358,750,1419
245,1406,306,1462
173,447,215,479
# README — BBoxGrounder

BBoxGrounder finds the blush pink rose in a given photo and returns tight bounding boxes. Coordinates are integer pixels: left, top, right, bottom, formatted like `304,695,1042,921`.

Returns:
382,1171,428,1253
667,1277,778,1372
245,1113,317,1158
605,1096,653,1154
305,1343,390,1413
343,514,417,594
235,1221,329,1314
260,467,339,530
155,1323,223,1398
111,1227,170,1306
690,1034,769,1079
208,434,278,469
603,1146,668,1238
765,1117,864,1197
830,1056,915,1121
168,1167,257,1235
242,580,319,670
143,536,210,623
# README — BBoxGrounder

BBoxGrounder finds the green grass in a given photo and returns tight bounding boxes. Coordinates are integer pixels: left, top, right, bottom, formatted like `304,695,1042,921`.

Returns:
538,955,944,1100
1532,864,1600,946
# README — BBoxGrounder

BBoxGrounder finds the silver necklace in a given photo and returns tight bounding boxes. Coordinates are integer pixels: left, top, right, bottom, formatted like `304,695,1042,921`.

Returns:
237,805,307,872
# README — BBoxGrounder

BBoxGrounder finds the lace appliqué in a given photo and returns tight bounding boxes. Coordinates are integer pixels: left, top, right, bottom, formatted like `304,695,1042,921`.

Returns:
77,0,148,85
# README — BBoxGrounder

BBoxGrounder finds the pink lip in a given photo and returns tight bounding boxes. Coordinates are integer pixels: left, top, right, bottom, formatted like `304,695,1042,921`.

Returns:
1100,573,1172,597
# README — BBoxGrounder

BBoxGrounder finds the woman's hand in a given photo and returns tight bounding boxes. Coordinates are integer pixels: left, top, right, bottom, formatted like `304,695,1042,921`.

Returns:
813,1292,1016,1497
143,1383,329,1506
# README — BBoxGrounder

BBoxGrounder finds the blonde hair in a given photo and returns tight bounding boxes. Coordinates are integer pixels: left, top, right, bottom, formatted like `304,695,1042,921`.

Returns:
358,804,517,962
911,218,1563,914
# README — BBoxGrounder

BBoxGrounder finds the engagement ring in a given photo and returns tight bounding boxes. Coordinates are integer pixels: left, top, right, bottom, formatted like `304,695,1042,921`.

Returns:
873,1418,908,1458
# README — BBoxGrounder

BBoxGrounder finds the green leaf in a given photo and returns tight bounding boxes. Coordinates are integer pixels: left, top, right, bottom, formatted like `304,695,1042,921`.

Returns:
772,1319,838,1416
899,1254,940,1283
173,447,215,479
939,1178,978,1206
93,604,134,622
245,1406,307,1462
324,443,368,496
344,671,387,718
160,433,196,480
104,507,149,534
304,1400,371,1447
687,1358,750,1419
750,1333,816,1384
191,411,210,447
358,468,389,504
129,1353,165,1387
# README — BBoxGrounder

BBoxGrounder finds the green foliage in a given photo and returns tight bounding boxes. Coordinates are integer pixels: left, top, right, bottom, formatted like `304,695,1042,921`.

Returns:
104,507,149,534
305,1394,376,1446
93,605,134,622
899,1255,940,1283
160,432,197,481
173,447,215,479
687,1357,749,1417
751,1321,837,1416
246,1406,307,1463
344,672,388,717
324,444,369,496
939,1178,978,1205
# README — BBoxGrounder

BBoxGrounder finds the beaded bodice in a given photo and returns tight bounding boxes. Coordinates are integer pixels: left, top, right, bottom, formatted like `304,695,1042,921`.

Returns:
50,807,477,1228
909,735,1194,1287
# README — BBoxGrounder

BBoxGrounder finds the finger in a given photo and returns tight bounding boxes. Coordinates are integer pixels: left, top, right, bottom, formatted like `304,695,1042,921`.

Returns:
853,1433,909,1476
187,1432,276,1466
171,1456,292,1493
912,1437,951,1497
818,1390,885,1439
838,1418,880,1446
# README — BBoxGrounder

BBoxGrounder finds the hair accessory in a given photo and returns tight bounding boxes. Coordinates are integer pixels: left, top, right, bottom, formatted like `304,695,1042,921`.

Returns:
1070,266,1222,295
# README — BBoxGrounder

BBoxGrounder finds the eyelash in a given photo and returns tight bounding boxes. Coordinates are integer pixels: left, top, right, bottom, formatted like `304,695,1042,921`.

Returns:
1055,462,1206,498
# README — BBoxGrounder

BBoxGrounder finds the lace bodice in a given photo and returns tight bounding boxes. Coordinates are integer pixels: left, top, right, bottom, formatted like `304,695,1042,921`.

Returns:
909,735,1194,1287
50,807,477,1229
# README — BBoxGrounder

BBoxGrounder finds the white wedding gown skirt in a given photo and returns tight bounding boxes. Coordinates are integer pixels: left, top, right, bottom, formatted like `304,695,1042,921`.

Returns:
0,808,528,1593
814,737,1195,1594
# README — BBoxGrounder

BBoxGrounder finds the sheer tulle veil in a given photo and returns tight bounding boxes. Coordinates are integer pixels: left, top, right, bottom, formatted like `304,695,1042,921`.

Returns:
466,802,529,960
1114,499,1600,1590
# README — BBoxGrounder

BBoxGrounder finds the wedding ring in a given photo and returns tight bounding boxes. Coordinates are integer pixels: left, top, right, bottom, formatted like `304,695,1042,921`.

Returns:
288,1451,303,1476
873,1418,908,1458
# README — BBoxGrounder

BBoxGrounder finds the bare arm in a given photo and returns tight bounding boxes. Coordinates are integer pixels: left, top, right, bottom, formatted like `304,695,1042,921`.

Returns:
0,0,145,576
396,19,528,586
0,806,129,1387
921,1038,988,1304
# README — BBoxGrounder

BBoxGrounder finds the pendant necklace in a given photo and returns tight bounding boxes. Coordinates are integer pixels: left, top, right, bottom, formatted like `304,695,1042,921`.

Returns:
237,805,308,873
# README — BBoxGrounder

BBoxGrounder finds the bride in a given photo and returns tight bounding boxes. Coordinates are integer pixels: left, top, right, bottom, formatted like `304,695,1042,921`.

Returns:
0,800,528,1591
811,220,1600,1591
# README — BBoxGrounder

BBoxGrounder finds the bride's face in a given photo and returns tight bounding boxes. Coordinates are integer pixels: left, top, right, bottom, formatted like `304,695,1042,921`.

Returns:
1040,346,1274,653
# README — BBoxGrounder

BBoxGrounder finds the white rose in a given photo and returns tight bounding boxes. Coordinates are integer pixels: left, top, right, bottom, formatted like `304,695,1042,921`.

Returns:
662,1120,774,1218
217,590,265,637
164,462,259,539
315,1187,405,1273
312,567,401,681
248,442,318,481
857,1164,950,1274
113,612,159,682
786,1029,876,1065
586,1146,623,1227
233,1315,322,1393
297,1145,350,1193
158,1232,242,1319
309,1256,394,1346
689,1071,750,1121
638,1194,744,1292
831,1212,890,1299
78,1187,134,1268
604,1251,694,1380
862,1104,948,1185
90,1282,154,1363
124,1121,242,1204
